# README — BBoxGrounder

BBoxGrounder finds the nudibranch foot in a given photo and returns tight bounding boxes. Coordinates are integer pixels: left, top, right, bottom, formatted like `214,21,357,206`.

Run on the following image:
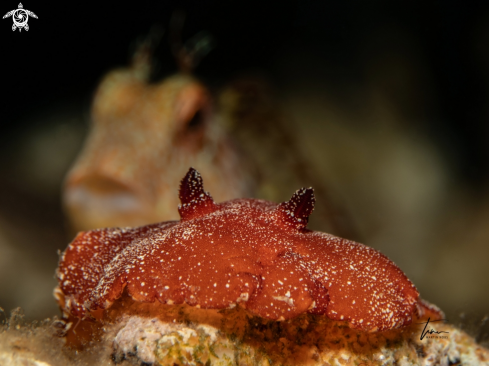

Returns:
56,167,441,335
416,298,445,321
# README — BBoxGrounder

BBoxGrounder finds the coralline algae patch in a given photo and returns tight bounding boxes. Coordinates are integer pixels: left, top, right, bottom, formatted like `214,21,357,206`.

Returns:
104,301,489,366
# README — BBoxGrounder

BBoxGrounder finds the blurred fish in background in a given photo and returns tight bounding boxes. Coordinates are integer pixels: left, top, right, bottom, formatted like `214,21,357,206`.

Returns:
62,23,255,232
1,1,488,342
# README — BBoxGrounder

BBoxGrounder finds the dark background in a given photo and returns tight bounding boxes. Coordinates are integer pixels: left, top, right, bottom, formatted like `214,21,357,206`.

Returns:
2,1,489,185
1,0,489,340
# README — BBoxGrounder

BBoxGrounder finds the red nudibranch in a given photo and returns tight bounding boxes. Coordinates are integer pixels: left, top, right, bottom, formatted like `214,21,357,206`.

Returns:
56,168,440,332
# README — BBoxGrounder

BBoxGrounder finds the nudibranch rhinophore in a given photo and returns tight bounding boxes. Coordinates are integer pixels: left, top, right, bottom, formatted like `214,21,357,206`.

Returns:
55,168,441,332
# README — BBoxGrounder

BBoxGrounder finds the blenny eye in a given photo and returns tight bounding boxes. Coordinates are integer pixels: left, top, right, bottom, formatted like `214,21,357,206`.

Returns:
174,82,209,134
187,108,204,129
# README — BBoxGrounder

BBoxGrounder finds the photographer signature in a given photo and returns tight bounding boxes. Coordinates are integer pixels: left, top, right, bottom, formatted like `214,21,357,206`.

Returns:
418,317,449,340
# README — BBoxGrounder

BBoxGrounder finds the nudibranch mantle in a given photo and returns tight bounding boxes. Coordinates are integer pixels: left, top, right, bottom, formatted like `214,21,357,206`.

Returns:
56,168,424,332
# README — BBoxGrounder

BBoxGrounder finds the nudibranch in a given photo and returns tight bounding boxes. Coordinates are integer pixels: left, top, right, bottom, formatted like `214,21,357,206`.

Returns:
56,168,440,332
